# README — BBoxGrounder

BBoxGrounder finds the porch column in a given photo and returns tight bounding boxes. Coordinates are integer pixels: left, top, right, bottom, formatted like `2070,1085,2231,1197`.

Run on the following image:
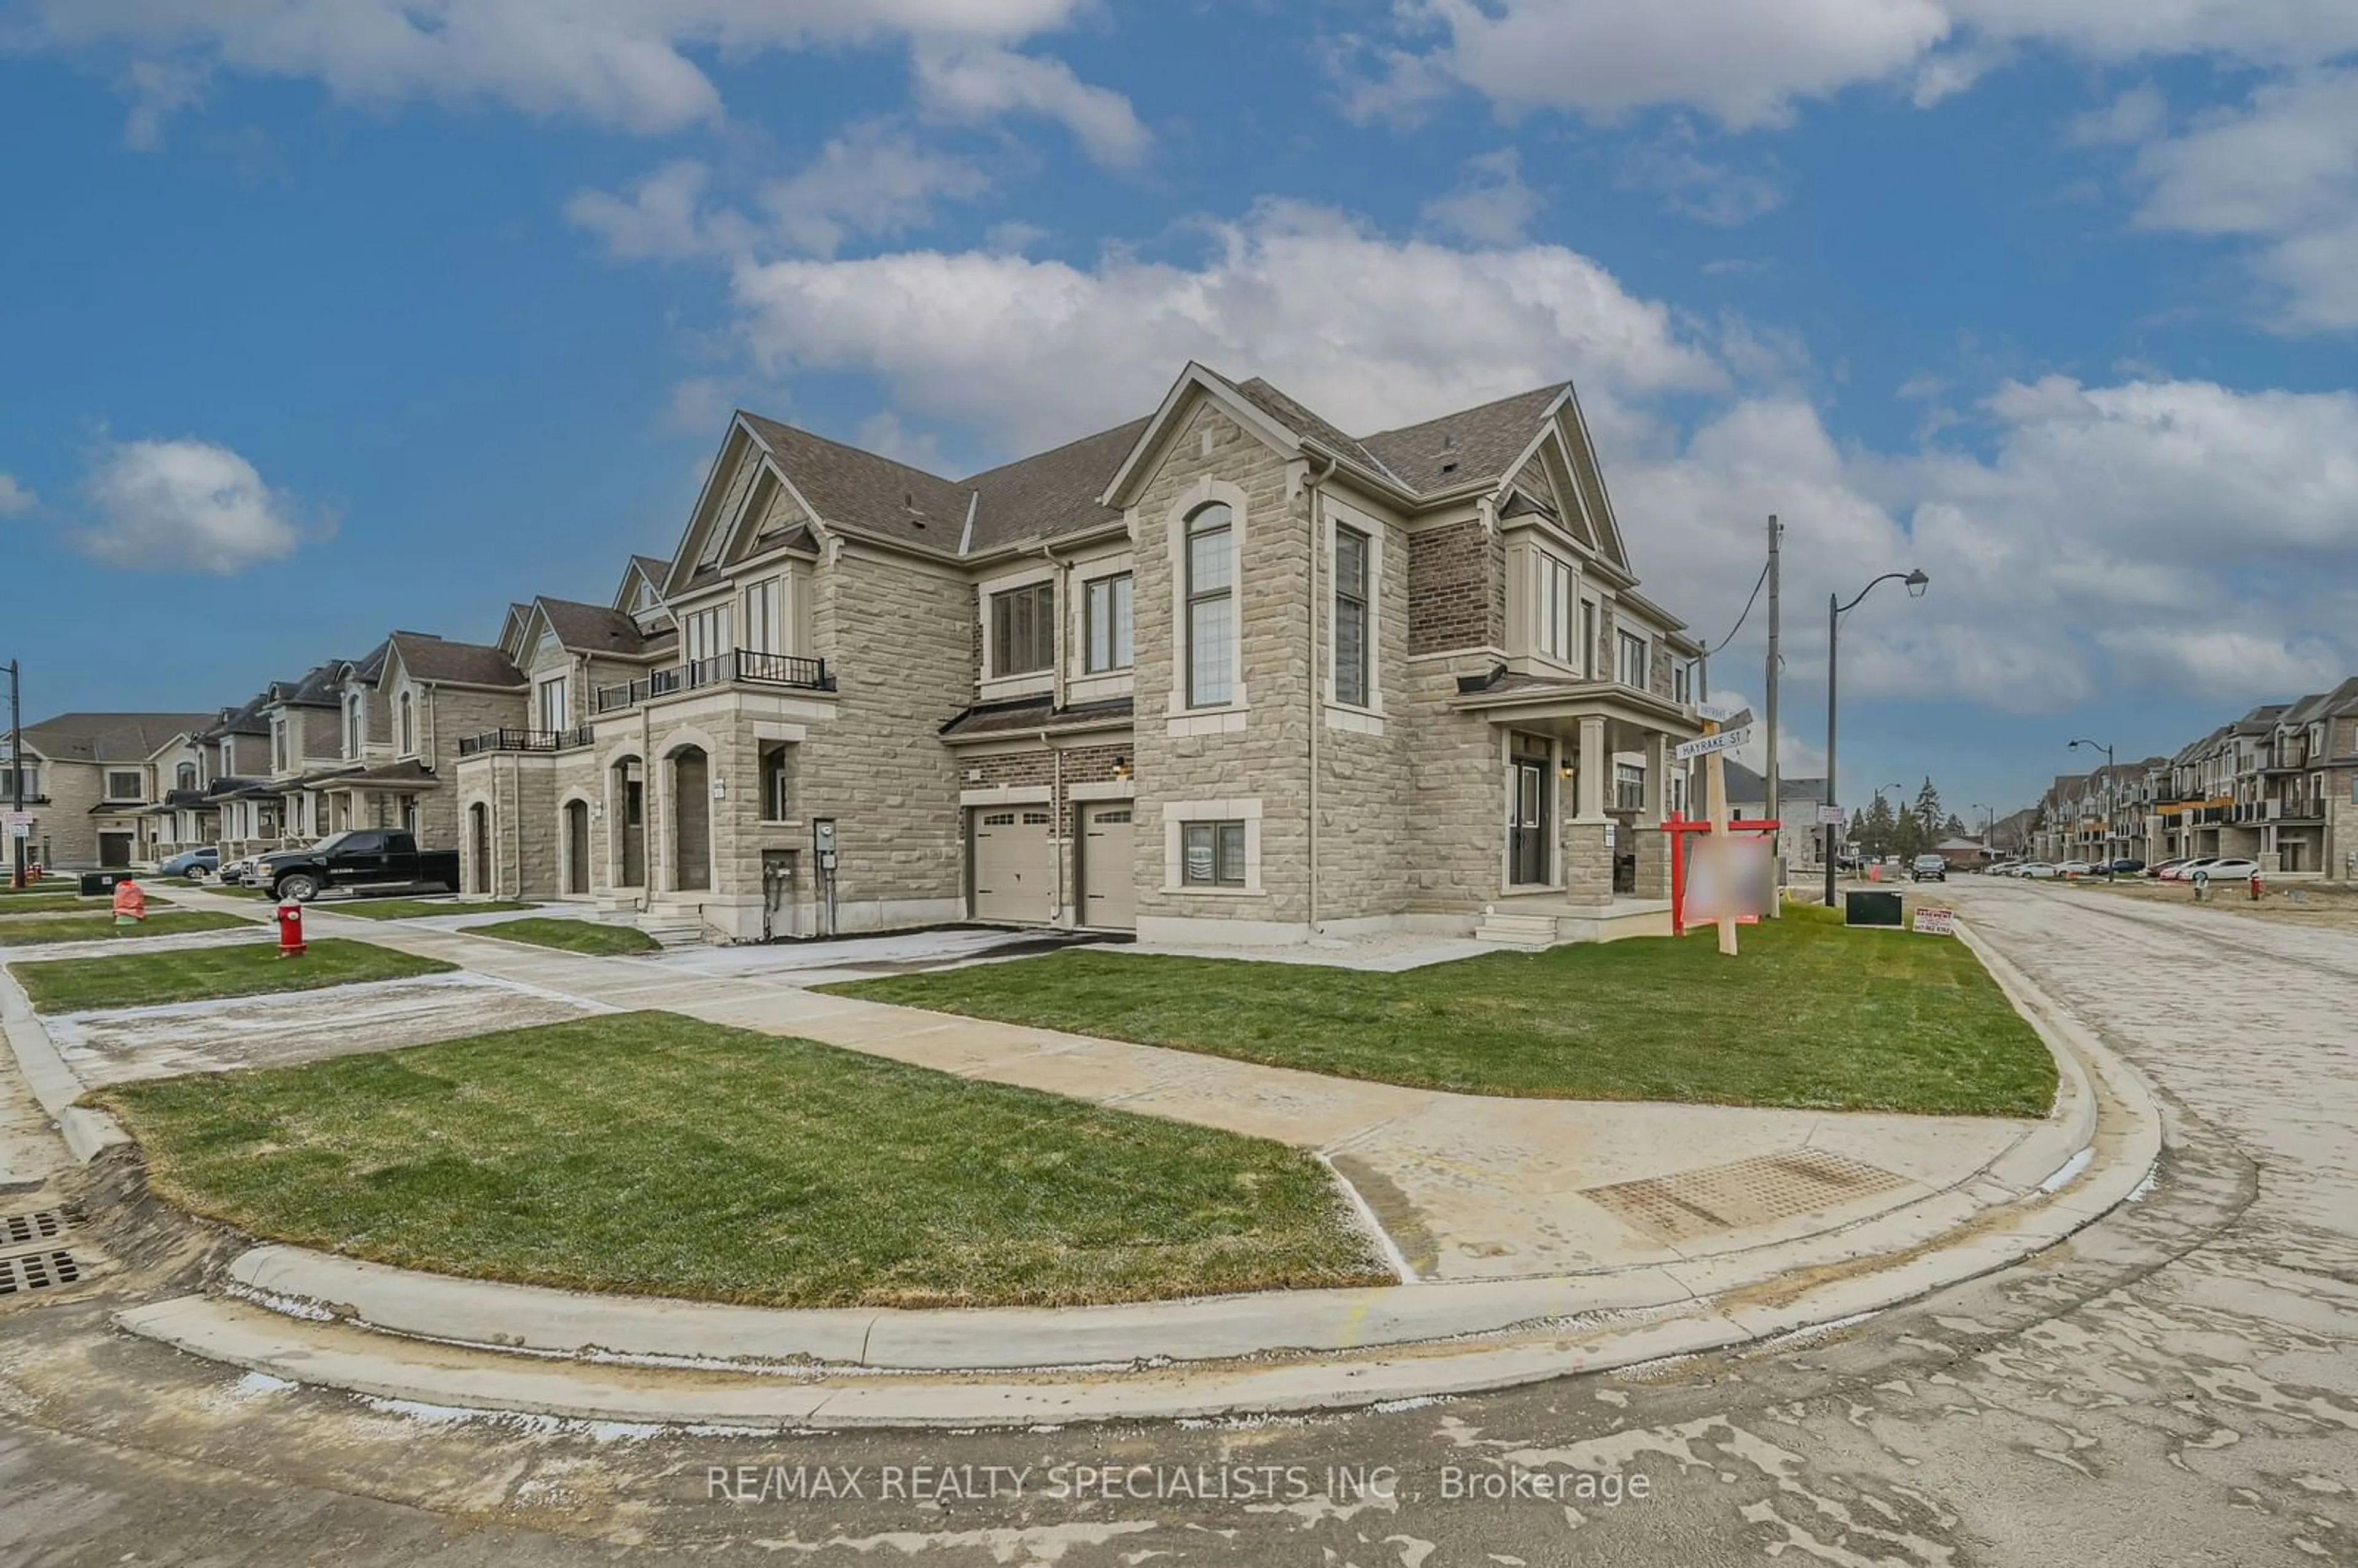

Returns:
1633,730,1672,899
1563,716,1614,902
1574,717,1608,822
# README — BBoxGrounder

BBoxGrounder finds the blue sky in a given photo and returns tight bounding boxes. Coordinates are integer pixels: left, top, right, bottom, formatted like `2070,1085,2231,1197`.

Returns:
3,1,2356,820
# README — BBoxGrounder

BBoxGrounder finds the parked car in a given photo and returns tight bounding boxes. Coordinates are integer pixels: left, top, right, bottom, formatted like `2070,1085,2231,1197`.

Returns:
254,829,462,902
217,856,256,886
2189,857,2260,885
2018,861,2060,879
2147,858,2190,879
2057,860,2095,877
2104,858,2145,875
1910,853,1948,882
156,847,218,880
2160,856,2219,882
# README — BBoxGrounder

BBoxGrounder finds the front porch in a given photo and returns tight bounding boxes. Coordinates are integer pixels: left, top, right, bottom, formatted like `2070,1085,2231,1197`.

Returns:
1452,672,1701,947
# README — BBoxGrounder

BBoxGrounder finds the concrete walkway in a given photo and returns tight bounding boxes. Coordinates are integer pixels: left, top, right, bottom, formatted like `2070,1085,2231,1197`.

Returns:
125,888,2041,1286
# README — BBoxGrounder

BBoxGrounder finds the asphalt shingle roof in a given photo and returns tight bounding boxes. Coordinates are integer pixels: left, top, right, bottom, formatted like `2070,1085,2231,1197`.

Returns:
19,712,212,763
386,632,525,689
537,598,663,658
1360,383,1570,497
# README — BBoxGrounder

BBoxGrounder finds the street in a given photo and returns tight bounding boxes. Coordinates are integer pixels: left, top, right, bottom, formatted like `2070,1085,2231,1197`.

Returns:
2,879,2354,1566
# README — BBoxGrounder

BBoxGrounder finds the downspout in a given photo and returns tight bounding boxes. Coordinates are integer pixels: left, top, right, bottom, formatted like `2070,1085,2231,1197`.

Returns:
1303,451,1339,934
1043,729,1065,926
1035,541,1070,923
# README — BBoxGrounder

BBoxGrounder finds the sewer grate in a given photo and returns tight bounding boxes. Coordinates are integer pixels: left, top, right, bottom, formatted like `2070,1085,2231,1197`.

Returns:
0,1250,82,1295
1579,1149,1912,1246
0,1210,66,1249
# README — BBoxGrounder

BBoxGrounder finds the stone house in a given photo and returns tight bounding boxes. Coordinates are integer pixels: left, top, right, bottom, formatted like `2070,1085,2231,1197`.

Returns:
462,362,1705,945
2,712,212,870
309,632,527,850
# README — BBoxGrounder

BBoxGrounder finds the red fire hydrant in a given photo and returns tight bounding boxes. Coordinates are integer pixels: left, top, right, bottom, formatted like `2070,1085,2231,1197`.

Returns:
275,899,306,958
2249,869,2264,901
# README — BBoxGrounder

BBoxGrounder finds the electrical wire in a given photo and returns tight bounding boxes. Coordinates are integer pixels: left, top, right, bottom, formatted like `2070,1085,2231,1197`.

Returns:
1706,559,1772,656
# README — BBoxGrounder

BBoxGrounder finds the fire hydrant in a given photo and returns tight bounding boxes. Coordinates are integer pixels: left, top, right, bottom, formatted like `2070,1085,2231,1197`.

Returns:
275,898,306,958
111,878,147,926
2249,869,2264,901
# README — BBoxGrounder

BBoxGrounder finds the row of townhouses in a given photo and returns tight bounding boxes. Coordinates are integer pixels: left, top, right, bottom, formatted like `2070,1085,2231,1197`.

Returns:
2025,678,2358,877
9,362,1720,947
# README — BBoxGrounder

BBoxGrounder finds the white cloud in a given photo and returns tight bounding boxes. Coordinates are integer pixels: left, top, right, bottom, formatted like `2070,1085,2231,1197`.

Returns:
1617,134,1784,225
2125,68,2358,330
565,160,735,262
722,199,1724,452
76,437,306,573
911,42,1150,168
0,473,36,516
1350,0,2358,130
761,122,991,257
15,0,1089,141
2066,82,2167,145
1419,149,1544,244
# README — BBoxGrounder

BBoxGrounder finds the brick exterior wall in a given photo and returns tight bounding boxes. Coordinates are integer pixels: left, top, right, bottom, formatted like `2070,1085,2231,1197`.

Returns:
1407,519,1496,656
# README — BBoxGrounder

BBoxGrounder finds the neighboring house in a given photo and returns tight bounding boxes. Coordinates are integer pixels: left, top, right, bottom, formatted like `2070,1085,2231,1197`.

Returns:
2,712,214,869
338,631,529,853
1931,836,1989,870
460,362,1705,945
197,693,281,860
1721,763,1832,874
248,662,354,848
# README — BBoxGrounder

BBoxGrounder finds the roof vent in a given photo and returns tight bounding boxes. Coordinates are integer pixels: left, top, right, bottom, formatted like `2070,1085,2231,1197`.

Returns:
1440,460,1458,474
1442,433,1457,451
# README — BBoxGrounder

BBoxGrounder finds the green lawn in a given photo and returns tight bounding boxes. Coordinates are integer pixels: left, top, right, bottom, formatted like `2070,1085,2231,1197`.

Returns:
0,895,123,917
0,881,75,898
9,938,456,1013
0,910,253,947
473,917,661,955
828,904,2056,1117
93,1012,1387,1308
328,898,537,920
206,883,273,899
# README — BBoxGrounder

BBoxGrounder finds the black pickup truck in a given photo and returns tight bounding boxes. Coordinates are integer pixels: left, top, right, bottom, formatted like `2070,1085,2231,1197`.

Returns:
255,830,464,902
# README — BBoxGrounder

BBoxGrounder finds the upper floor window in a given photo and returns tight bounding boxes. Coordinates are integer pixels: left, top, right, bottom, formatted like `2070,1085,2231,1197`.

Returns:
106,769,144,801
346,694,365,756
4,764,39,799
991,581,1056,677
1673,662,1691,704
1616,631,1649,690
1581,600,1599,678
1084,573,1133,673
683,604,730,667
536,676,569,734
742,576,783,656
1334,525,1371,708
272,721,289,772
397,692,415,756
1185,502,1235,707
1536,554,1574,663
176,763,198,791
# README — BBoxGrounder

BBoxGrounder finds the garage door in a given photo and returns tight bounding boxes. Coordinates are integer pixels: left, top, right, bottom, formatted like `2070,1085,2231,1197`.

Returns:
1081,805,1135,930
971,807,1056,923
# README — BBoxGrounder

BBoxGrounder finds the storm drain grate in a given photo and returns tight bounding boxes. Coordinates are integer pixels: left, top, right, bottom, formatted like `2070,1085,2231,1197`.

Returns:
0,1210,65,1248
0,1250,82,1295
1580,1150,1912,1246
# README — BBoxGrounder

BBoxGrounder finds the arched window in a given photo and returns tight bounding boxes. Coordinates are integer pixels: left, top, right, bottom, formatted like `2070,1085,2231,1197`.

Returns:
176,763,197,791
1183,501,1235,707
399,691,415,755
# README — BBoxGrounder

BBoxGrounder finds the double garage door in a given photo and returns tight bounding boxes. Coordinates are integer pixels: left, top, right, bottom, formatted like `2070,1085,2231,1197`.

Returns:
967,804,1135,930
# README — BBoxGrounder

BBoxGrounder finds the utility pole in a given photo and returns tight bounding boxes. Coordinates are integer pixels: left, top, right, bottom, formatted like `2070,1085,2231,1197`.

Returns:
7,660,23,890
1764,514,1782,914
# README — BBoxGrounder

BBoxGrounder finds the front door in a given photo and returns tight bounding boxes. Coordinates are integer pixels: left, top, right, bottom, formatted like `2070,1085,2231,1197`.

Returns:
564,801,591,895
673,748,711,892
98,832,133,869
1509,755,1550,885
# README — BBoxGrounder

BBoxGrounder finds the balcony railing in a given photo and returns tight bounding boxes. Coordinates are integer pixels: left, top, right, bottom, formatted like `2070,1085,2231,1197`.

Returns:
595,650,835,713
457,725,596,757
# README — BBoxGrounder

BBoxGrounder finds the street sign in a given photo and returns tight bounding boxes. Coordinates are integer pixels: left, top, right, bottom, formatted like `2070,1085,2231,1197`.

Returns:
4,811,29,828
1912,906,1956,935
1816,804,1846,826
1675,726,1753,762
1694,700,1742,723
7,823,29,840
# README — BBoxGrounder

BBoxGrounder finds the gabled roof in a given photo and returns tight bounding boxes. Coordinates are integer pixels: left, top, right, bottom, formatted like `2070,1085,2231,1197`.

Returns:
537,597,666,659
1360,382,1571,497
18,712,214,764
961,416,1150,554
268,663,348,710
199,692,273,741
384,632,525,690
738,413,967,551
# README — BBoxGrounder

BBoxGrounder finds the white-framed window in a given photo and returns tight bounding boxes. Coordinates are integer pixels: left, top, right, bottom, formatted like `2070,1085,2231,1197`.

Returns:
106,769,144,801
2,763,37,799
1185,501,1235,707
742,576,782,656
1536,554,1574,662
1617,631,1649,690
758,740,791,821
1673,662,1691,704
346,693,365,756
1581,600,1599,677
1083,572,1133,673
398,691,416,756
176,763,197,791
1333,525,1371,708
683,604,730,667
991,581,1056,676
1181,820,1247,886
536,676,569,733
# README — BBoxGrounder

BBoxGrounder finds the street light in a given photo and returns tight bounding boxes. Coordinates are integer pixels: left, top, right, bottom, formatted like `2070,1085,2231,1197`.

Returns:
2068,738,2115,880
1823,569,1929,909
1970,802,1996,861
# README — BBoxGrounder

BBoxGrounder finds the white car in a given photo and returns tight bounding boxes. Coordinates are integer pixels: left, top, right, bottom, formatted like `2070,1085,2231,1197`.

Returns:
2160,856,2219,882
2057,860,2094,877
2189,858,2260,885
2018,861,2060,879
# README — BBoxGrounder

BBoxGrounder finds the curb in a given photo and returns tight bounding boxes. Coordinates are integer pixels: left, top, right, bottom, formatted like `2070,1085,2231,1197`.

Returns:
0,966,129,1163
111,914,2164,1425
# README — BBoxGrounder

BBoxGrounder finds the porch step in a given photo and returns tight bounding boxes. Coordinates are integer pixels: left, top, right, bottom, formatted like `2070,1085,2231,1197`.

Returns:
1473,910,1559,949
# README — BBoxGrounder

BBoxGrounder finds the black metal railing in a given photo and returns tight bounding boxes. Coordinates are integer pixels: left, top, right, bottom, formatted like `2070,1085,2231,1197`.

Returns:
459,726,594,756
594,650,835,713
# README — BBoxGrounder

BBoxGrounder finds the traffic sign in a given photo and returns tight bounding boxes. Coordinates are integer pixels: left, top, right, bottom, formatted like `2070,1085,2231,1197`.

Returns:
1675,726,1753,761
7,823,29,840
1816,804,1846,826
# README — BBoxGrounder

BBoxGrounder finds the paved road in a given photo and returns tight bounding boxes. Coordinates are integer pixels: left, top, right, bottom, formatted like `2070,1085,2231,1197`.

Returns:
2,881,2354,1566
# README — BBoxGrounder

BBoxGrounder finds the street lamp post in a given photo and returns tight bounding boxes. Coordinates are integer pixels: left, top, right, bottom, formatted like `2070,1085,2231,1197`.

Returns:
1971,802,1996,863
2068,739,2117,879
1823,570,1930,909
